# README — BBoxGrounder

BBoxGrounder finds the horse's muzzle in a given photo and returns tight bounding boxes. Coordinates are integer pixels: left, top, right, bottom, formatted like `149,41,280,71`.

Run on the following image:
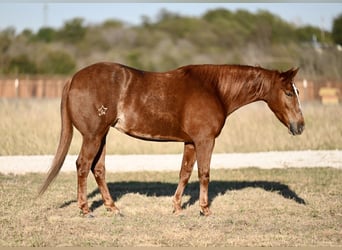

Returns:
289,122,305,135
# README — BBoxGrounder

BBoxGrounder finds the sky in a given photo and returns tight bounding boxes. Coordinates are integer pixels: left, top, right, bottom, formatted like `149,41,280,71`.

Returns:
0,3,341,34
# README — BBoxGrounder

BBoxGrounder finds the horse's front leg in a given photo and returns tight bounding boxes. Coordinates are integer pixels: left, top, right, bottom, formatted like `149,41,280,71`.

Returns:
194,139,215,216
173,142,196,214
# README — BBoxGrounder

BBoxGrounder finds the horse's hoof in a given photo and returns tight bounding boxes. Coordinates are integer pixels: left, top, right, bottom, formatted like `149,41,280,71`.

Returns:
80,211,95,218
199,208,212,216
106,207,122,217
173,209,184,216
86,213,95,218
172,202,183,215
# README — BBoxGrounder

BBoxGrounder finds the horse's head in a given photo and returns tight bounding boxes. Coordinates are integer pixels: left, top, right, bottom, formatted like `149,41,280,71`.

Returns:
267,68,305,135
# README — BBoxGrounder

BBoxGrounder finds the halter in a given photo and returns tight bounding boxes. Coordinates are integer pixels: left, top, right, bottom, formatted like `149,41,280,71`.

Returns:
292,83,302,112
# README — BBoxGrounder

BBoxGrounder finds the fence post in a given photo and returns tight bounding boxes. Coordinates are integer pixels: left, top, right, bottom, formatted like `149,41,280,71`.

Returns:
14,78,19,98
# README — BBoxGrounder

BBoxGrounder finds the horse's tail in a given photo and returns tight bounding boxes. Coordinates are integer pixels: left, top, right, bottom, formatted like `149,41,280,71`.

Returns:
38,80,73,196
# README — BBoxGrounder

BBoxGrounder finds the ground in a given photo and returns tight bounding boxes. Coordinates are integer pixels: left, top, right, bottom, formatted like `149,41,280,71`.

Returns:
0,150,341,174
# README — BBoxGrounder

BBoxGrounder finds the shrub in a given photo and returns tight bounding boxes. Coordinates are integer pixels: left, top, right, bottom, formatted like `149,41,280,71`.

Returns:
39,50,76,75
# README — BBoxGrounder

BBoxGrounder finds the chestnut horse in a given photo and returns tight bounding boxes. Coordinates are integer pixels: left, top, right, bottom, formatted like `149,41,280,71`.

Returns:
38,63,304,216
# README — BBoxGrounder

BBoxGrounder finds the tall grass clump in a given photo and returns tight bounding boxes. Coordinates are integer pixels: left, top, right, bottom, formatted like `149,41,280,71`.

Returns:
0,99,341,155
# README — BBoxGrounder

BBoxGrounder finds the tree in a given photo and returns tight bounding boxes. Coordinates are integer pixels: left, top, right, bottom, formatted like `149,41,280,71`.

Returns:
203,8,233,22
39,50,76,74
101,19,123,29
0,28,15,54
6,54,37,74
35,27,56,43
332,14,342,44
58,18,86,43
20,29,34,39
296,25,322,43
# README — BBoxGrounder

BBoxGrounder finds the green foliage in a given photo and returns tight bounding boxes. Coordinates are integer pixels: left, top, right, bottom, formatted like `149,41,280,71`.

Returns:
5,54,37,74
101,19,124,29
296,25,322,43
0,28,15,54
203,8,233,22
126,50,144,69
0,8,340,80
154,11,204,40
39,50,76,74
35,27,57,43
332,14,342,44
57,17,86,43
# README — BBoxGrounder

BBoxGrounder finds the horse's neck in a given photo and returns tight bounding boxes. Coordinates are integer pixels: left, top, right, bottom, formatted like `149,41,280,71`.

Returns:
214,66,273,115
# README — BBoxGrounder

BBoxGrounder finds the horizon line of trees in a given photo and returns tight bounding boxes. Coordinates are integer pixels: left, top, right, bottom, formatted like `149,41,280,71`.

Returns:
1,8,342,81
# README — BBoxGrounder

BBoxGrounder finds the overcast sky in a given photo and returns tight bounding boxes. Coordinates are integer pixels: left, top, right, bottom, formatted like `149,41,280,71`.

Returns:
0,3,341,33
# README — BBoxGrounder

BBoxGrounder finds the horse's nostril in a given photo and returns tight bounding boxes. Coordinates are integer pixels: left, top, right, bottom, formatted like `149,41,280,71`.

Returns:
289,122,304,135
298,123,305,134
289,123,296,135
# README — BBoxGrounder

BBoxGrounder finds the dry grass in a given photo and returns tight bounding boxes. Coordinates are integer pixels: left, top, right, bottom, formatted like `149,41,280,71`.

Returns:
0,99,341,155
0,168,341,247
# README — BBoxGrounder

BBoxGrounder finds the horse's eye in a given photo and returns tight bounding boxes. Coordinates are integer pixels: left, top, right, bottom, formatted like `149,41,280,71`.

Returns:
285,91,293,97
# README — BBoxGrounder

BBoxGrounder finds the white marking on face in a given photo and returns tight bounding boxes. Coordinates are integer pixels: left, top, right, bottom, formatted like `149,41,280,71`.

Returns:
292,83,302,112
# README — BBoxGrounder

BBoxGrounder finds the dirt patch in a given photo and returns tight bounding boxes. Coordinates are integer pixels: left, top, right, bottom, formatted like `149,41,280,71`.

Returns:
0,150,341,175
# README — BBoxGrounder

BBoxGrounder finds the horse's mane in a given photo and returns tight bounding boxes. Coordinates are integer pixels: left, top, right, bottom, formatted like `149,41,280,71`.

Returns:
178,64,276,102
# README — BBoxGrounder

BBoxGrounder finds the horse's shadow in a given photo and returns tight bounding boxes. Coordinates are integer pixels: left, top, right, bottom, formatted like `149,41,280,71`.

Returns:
60,180,306,211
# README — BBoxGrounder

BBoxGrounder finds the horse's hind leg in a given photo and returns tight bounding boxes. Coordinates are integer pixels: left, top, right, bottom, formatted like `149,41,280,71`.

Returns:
173,142,196,214
76,134,105,216
91,133,120,214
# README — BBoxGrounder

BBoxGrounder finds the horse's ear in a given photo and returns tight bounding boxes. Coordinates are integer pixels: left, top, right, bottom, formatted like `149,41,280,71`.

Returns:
280,67,299,81
291,67,299,77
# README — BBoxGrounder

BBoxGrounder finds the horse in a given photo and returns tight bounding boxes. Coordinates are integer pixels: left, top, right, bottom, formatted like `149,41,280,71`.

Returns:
38,63,304,216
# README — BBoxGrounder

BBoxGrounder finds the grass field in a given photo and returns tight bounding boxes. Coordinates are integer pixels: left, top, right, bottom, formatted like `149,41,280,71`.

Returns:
0,168,341,247
1,99,341,246
0,99,341,155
